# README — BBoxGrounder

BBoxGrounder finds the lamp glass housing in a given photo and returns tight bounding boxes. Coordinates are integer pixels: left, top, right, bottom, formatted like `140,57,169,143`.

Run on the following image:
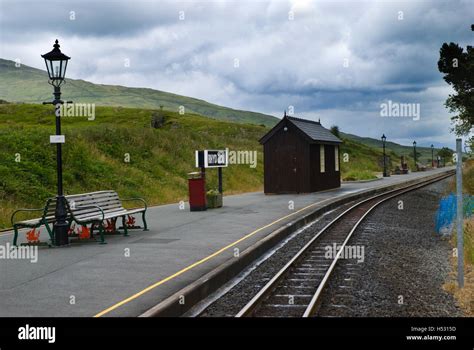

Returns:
41,40,70,87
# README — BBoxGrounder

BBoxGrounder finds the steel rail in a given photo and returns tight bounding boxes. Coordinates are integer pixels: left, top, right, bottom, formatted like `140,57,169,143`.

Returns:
236,171,454,317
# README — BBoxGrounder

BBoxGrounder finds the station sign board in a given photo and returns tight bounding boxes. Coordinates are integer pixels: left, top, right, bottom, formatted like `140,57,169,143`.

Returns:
50,135,65,144
195,149,228,168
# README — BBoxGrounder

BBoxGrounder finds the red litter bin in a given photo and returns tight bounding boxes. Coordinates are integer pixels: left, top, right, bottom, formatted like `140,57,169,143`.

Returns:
188,172,206,211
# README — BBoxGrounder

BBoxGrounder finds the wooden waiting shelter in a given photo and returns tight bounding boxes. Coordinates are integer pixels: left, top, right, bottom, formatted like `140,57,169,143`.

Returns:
259,113,343,194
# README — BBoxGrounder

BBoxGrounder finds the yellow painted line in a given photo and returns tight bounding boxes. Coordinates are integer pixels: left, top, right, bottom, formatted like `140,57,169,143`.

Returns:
93,197,335,317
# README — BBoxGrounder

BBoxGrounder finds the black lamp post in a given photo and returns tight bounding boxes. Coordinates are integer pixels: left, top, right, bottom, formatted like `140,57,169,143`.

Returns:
431,144,434,168
41,39,71,246
381,134,388,177
413,141,417,171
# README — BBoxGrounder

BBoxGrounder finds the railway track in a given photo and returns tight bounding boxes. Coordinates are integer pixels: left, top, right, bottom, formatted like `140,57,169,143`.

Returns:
235,171,454,317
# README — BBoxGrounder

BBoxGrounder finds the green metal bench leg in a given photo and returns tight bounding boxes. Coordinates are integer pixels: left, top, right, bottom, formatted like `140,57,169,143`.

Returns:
122,216,129,236
13,226,19,246
98,224,107,244
44,223,54,243
142,212,149,231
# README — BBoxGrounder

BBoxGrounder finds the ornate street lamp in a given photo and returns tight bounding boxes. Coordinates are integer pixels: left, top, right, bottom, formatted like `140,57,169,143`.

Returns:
381,134,388,177
41,39,71,246
413,141,417,171
431,144,434,168
42,40,70,87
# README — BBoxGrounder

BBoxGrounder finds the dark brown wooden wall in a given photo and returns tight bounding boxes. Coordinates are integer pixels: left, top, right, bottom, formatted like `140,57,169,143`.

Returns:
308,144,341,191
263,121,310,193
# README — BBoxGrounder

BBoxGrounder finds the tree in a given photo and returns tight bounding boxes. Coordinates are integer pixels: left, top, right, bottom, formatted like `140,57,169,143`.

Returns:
330,125,340,138
437,147,453,165
467,135,473,156
437,30,474,136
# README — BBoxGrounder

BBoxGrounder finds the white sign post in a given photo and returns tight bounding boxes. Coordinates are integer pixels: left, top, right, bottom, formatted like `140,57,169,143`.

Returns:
456,138,464,288
195,149,228,194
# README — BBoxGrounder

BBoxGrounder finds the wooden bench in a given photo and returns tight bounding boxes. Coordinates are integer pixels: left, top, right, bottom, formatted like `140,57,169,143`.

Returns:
66,190,148,244
11,190,148,246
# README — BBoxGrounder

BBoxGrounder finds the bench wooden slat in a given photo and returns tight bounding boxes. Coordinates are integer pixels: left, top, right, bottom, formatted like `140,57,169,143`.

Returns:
69,204,123,216
67,194,121,205
68,194,120,203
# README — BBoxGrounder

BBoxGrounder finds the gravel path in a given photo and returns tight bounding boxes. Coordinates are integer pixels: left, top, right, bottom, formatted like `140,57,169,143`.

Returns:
197,177,461,317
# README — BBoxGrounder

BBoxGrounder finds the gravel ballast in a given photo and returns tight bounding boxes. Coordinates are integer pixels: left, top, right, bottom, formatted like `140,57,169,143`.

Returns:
317,177,462,317
196,177,461,317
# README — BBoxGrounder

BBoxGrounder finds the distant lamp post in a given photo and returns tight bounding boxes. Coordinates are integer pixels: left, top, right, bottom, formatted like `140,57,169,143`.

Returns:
381,134,388,177
431,144,434,168
413,141,417,171
41,39,71,246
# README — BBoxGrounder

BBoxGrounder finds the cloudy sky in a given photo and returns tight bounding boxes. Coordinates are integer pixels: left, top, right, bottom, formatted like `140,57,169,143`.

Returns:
1,0,472,148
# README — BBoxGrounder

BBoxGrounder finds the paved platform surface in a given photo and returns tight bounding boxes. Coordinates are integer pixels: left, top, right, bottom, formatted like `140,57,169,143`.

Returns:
0,168,453,317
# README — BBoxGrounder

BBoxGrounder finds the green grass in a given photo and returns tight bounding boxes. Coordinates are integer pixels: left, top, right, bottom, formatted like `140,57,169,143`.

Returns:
0,103,411,229
342,170,378,181
465,220,474,265
463,159,474,195
339,137,399,180
0,58,277,127
447,159,474,195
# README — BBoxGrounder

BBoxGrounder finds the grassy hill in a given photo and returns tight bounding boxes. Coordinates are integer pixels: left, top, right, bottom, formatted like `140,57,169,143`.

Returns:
0,103,407,229
341,132,452,165
0,58,277,127
338,135,401,181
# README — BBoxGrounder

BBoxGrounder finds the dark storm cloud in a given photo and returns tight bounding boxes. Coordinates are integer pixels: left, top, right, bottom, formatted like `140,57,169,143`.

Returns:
0,0,178,37
0,0,471,147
